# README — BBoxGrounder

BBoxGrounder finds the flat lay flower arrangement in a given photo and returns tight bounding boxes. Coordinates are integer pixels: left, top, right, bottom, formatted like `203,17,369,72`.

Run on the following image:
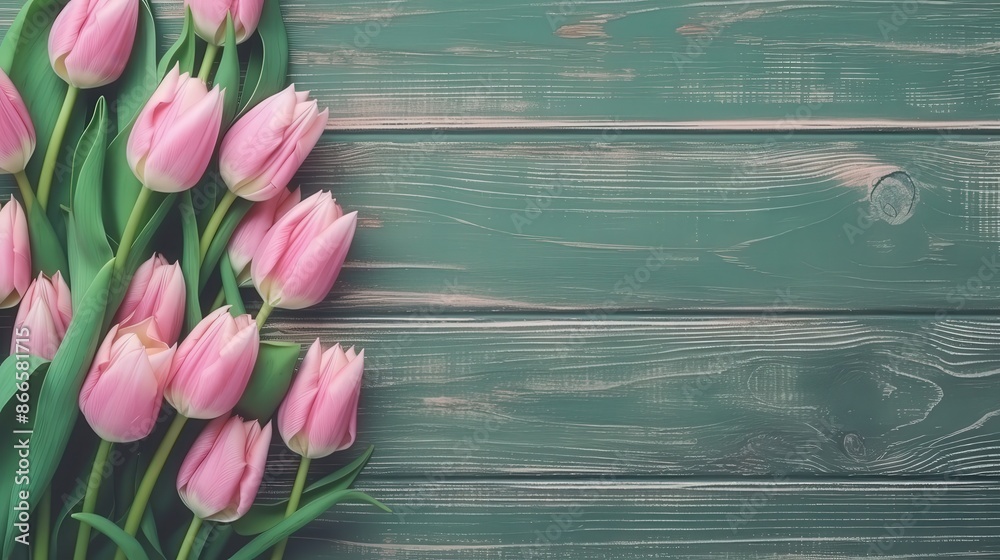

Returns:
0,0,387,558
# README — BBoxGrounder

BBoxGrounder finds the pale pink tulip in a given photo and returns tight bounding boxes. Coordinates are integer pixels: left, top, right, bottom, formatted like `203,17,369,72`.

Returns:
219,86,328,202
0,199,30,308
48,0,138,88
165,307,259,419
251,192,357,310
79,319,175,442
113,254,186,345
185,0,264,46
177,415,271,522
228,187,300,284
10,272,72,360
0,69,35,174
127,67,224,193
278,340,363,459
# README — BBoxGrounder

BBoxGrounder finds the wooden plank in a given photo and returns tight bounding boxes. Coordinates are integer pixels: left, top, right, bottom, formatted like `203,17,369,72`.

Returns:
133,0,1000,126
274,480,1000,559
295,133,1000,312
257,315,1000,478
5,1,998,126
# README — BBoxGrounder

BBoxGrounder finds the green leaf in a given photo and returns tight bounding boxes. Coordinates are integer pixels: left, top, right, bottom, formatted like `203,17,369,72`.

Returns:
67,98,113,309
233,446,374,536
0,355,47,412
103,130,142,243
197,522,232,560
179,192,203,333
157,7,198,78
113,0,158,131
229,490,389,559
234,340,301,424
238,0,288,115
198,198,250,290
139,507,166,560
71,513,150,560
215,15,241,127
26,194,69,280
219,252,246,315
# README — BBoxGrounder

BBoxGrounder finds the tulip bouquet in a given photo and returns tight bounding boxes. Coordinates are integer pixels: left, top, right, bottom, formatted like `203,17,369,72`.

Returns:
0,0,387,558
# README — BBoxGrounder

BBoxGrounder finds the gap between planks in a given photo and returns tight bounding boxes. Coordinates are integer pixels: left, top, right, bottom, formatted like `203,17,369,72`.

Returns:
325,118,1000,134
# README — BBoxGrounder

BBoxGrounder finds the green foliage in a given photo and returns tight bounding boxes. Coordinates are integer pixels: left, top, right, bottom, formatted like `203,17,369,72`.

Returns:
234,341,302,424
67,99,113,309
71,513,150,560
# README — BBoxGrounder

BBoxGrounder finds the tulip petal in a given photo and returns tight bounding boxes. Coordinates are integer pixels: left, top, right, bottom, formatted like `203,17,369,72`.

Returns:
273,211,357,309
277,339,324,449
143,86,224,192
235,421,271,519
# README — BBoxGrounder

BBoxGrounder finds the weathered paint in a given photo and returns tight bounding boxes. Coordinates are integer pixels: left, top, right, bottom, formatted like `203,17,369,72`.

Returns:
1,0,999,557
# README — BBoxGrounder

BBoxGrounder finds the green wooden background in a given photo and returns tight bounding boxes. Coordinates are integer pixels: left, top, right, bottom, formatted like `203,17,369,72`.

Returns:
5,0,1000,557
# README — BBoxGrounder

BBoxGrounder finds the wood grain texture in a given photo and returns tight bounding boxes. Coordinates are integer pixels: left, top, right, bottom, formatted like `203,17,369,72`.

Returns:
252,315,1000,478
272,480,1000,559
159,0,1000,125
9,0,988,126
291,133,1000,312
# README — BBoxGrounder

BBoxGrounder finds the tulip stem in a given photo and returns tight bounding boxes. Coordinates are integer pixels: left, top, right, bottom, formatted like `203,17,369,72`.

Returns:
36,85,79,211
115,187,154,276
198,43,220,83
199,190,237,261
255,302,274,330
115,413,188,560
13,171,35,213
34,490,50,560
175,515,202,560
73,439,112,560
270,456,311,560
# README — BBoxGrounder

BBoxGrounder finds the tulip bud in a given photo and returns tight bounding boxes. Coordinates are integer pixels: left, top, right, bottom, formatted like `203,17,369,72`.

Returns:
185,0,265,46
127,66,225,193
277,340,363,459
0,69,36,174
251,192,357,310
79,319,175,443
10,272,72,360
0,199,30,308
219,86,328,202
228,187,300,284
177,415,271,522
48,0,139,88
113,254,186,345
165,307,259,419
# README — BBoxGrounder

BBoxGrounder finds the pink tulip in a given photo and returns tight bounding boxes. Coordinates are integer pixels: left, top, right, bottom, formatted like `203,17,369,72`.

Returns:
0,68,35,174
127,66,224,193
219,86,328,202
10,272,72,360
113,254,186,345
185,0,264,46
177,415,271,522
0,199,30,308
165,307,259,419
228,187,300,284
79,319,175,443
251,192,357,310
277,340,363,459
48,0,138,88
